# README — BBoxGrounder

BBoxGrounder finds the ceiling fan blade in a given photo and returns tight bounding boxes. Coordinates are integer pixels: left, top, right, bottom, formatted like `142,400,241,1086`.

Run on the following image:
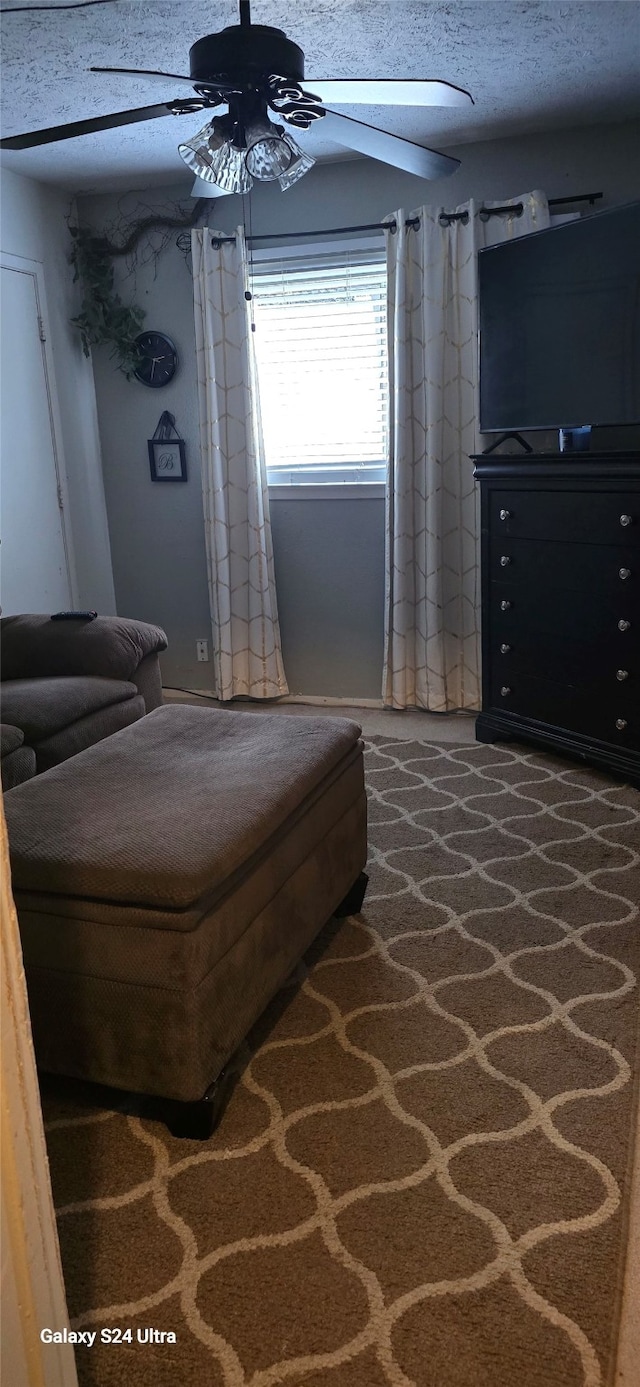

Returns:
320,110,460,180
90,66,232,93
91,66,197,87
0,101,192,151
308,79,473,108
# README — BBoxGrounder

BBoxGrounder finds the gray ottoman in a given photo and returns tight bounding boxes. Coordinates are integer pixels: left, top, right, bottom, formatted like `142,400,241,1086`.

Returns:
5,705,367,1136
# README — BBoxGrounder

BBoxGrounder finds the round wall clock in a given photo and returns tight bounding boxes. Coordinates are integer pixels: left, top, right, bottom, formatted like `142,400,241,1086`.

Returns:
133,331,178,388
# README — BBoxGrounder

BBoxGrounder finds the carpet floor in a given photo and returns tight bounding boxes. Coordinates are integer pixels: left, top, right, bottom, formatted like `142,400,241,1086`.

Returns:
41,737,640,1387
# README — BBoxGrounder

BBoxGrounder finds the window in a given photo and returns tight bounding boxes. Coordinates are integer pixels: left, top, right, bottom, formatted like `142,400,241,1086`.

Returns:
251,248,388,487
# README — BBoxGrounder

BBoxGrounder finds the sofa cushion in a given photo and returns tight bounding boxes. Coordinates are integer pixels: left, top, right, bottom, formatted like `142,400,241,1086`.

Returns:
2,745,36,790
5,704,363,910
34,695,146,773
0,677,138,742
1,723,24,756
0,613,167,682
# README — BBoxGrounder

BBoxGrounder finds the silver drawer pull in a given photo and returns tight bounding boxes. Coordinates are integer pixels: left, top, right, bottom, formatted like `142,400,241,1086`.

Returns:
500,599,512,611
618,619,631,632
616,669,629,681
500,686,511,697
619,567,631,580
620,514,632,527
500,643,511,654
500,555,511,567
499,509,511,521
616,719,628,731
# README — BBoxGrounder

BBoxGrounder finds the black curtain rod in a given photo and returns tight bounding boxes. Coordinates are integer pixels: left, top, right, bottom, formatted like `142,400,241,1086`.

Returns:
437,191,603,226
208,192,602,246
210,218,416,245
549,191,603,207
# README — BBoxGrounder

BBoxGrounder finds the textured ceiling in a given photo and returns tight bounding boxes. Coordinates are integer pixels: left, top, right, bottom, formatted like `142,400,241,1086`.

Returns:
1,0,639,192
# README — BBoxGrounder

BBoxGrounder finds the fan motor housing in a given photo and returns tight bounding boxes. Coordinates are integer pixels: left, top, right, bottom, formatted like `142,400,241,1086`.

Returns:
189,25,305,84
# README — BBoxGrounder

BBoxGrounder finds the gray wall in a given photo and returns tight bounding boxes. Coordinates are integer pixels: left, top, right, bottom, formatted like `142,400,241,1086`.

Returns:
75,230,213,688
80,118,640,696
0,168,116,614
270,499,386,699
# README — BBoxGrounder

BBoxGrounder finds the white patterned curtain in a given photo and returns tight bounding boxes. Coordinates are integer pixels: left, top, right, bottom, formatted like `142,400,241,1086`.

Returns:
383,191,550,711
192,226,288,700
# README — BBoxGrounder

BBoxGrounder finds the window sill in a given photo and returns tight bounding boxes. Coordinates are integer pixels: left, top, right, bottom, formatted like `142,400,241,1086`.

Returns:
268,483,386,501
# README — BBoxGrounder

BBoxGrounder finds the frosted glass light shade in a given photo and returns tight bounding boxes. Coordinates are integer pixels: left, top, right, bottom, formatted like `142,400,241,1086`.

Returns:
246,135,293,180
277,135,315,190
178,118,253,193
203,142,254,193
244,118,293,181
178,119,226,177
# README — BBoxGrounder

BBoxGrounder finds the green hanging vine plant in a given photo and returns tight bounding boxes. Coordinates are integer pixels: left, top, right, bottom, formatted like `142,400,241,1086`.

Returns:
69,225,145,378
68,200,207,378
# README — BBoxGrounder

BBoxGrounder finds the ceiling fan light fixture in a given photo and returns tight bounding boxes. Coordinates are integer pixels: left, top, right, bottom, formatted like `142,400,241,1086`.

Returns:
277,133,315,190
179,103,315,194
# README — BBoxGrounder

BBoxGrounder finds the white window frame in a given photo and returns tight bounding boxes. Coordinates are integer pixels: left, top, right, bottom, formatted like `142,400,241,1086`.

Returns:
249,237,388,500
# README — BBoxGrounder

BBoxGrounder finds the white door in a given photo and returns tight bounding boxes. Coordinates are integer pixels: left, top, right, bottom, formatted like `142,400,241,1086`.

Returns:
0,258,73,614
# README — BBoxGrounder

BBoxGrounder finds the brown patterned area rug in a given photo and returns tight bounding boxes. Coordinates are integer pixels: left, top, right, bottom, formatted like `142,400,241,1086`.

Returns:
40,737,640,1387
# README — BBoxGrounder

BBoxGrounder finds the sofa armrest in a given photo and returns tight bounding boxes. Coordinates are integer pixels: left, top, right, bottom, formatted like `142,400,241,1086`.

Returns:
132,652,164,713
0,614,168,684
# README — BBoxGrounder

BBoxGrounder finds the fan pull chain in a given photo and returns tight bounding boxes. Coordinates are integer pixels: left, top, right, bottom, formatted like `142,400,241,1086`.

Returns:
242,189,257,333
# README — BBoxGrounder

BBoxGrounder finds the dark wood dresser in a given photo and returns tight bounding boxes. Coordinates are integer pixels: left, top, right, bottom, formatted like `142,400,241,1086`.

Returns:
473,453,640,787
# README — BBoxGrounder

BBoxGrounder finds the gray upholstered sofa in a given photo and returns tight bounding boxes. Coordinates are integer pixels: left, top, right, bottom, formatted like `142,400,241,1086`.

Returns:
0,613,167,789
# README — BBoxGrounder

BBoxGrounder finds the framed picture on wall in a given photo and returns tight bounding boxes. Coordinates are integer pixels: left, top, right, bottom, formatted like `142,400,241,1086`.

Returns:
148,438,187,482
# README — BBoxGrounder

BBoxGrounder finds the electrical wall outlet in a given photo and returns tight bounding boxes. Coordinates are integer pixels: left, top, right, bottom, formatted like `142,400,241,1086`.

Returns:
196,639,209,662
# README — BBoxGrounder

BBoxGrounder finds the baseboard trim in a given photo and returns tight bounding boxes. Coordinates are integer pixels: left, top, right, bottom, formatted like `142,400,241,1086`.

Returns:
162,688,384,709
162,687,218,702
280,695,384,708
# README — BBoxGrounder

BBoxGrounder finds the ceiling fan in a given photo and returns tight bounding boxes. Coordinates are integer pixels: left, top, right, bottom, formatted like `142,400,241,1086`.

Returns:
0,0,474,193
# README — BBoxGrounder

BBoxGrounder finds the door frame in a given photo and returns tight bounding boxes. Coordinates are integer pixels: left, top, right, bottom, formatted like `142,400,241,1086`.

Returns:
1,797,79,1387
1,252,78,607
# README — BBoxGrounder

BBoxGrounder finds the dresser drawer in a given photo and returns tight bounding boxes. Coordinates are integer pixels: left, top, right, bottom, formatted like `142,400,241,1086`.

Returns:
490,629,638,690
489,671,640,749
489,538,638,596
491,586,637,646
491,490,640,546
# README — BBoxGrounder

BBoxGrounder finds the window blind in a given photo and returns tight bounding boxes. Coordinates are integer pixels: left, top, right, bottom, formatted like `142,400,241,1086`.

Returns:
251,250,388,485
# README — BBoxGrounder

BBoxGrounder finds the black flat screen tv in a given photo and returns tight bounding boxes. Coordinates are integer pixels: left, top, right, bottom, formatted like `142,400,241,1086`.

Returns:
478,201,640,433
